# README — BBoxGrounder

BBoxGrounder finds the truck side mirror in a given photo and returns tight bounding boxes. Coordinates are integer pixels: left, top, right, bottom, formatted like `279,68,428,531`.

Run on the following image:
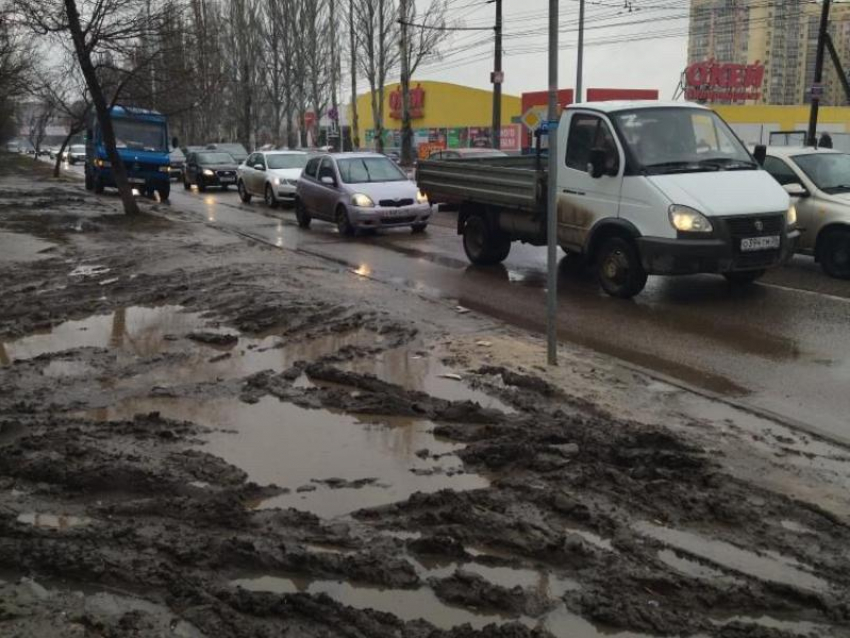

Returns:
588,148,608,179
753,144,767,166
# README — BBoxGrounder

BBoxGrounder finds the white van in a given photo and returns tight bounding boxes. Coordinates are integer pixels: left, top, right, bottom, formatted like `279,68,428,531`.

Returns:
418,101,800,298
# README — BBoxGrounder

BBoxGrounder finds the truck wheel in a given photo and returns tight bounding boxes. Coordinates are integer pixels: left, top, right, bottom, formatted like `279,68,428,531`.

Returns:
84,170,93,191
295,199,311,228
463,215,510,265
596,236,647,299
819,228,850,279
94,175,105,195
157,183,170,202
265,184,279,209
238,180,252,203
336,206,355,236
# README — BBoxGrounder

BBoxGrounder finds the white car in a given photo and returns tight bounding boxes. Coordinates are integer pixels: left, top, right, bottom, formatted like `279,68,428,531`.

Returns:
237,150,308,208
762,146,850,278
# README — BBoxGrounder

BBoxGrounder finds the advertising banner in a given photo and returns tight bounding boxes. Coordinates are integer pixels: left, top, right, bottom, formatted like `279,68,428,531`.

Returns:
468,127,492,148
499,125,521,152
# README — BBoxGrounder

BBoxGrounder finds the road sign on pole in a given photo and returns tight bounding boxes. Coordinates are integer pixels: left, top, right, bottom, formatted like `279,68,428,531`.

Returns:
520,107,544,132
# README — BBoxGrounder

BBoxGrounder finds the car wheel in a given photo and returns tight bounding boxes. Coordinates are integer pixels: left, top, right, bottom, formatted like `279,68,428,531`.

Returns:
336,206,355,236
265,184,279,209
183,175,190,190
198,177,206,192
819,228,850,279
295,198,311,228
238,180,252,203
723,269,765,285
462,214,510,265
411,223,428,234
596,236,648,299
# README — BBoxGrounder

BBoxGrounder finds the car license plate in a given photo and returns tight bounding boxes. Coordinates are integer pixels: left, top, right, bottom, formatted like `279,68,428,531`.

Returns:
384,209,406,218
128,177,145,184
740,235,780,252
220,177,235,183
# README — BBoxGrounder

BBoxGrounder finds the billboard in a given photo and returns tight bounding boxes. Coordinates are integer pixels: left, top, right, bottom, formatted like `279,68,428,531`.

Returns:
685,60,764,102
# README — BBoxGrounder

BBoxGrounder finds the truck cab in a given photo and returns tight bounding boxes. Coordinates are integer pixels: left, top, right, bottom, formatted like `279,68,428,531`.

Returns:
418,101,800,298
84,106,173,201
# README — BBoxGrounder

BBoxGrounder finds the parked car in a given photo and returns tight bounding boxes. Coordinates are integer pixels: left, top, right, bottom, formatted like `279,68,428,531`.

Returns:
295,152,431,234
237,150,308,207
205,142,248,165
418,101,799,298
182,151,238,191
169,147,186,181
761,146,850,278
66,144,86,164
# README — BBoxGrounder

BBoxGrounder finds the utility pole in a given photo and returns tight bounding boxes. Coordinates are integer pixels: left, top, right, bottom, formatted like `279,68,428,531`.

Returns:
400,0,413,164
807,0,831,146
330,0,340,151
576,0,585,103
546,0,559,366
349,0,360,150
490,0,503,148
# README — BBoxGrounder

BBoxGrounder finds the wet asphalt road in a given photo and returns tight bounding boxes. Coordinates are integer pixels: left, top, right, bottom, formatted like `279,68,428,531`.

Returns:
59,163,850,443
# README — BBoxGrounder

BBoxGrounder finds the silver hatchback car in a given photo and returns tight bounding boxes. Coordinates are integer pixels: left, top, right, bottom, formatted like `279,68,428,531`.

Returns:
295,152,431,234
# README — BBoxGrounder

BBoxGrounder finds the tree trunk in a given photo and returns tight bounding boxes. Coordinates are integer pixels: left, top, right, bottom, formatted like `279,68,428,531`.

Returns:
64,0,139,215
399,0,413,165
348,0,359,149
54,131,74,178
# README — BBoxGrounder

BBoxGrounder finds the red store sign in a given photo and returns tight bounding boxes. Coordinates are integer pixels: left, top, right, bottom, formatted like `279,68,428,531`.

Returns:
389,84,425,119
685,59,764,102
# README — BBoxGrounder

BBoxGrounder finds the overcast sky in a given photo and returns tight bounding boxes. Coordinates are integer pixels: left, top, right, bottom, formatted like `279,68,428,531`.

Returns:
363,0,690,100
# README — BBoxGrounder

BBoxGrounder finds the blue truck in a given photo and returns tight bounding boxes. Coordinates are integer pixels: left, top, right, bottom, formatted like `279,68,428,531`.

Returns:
84,105,174,201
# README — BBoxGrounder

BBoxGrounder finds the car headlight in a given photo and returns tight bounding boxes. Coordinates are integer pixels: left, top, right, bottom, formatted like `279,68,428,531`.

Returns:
786,204,797,226
416,189,428,204
668,204,713,233
351,193,375,207
272,177,280,185
203,168,214,176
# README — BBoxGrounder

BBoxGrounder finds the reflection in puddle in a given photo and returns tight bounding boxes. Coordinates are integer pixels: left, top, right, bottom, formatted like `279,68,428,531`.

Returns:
231,575,649,637
91,396,488,518
17,513,92,529
658,549,737,582
344,345,513,413
564,527,614,552
0,232,56,262
42,360,95,378
635,521,829,593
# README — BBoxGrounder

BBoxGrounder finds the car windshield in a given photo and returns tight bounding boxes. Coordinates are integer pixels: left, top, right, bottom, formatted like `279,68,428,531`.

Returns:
267,154,307,170
337,157,407,183
198,152,234,164
613,108,755,174
71,145,85,152
791,153,850,193
113,119,167,152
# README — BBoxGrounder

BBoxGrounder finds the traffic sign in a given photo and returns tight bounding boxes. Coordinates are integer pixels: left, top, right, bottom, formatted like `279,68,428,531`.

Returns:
520,107,545,132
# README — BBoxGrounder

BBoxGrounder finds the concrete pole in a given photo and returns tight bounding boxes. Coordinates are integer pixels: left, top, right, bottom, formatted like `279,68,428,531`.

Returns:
546,0,559,366
807,0,831,146
576,0,585,103
491,0,503,149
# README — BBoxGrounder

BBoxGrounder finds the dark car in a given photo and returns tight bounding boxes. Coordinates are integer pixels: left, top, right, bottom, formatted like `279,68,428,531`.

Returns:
182,151,238,191
205,143,249,165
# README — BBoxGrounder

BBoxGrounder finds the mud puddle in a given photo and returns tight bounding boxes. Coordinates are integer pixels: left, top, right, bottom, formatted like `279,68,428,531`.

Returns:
635,521,830,593
231,574,653,637
711,613,839,636
0,231,57,262
90,395,488,518
16,513,92,529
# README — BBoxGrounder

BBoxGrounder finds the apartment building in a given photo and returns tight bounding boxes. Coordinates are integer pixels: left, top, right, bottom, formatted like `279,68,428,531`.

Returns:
688,0,850,106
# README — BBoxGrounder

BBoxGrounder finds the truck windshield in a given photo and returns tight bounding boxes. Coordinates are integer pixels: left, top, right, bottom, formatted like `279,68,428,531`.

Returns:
267,154,307,170
113,119,167,152
791,152,850,193
337,157,407,183
613,108,755,175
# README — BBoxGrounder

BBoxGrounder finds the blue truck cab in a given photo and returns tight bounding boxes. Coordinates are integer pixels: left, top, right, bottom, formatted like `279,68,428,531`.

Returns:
84,105,173,201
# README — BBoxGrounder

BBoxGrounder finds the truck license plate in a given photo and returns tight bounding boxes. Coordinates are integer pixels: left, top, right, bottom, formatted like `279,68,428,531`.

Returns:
740,236,780,252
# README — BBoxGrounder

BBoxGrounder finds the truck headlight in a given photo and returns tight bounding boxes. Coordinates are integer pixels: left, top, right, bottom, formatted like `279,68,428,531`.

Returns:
351,193,375,207
787,204,797,226
94,158,110,168
669,204,713,233
203,168,214,176
416,189,428,204
158,165,170,173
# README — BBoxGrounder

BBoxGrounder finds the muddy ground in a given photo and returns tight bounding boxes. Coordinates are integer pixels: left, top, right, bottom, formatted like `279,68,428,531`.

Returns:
1,154,849,637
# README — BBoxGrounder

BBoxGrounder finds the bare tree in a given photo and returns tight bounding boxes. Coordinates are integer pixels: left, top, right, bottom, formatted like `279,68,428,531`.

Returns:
347,0,359,149
25,99,55,157
0,1,36,142
399,0,446,164
352,0,398,153
15,0,181,215
224,0,261,150
303,0,330,146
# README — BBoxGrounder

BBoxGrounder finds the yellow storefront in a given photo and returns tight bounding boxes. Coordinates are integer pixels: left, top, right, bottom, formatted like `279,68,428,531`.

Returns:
712,104,850,146
351,81,522,152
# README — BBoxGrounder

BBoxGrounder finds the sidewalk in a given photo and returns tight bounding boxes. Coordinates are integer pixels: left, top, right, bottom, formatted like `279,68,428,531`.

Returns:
1,153,848,637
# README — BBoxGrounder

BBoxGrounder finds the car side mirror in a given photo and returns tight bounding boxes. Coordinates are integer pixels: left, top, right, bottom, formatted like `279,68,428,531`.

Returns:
320,176,335,186
254,164,265,171
783,182,809,198
588,147,614,179
753,144,767,166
